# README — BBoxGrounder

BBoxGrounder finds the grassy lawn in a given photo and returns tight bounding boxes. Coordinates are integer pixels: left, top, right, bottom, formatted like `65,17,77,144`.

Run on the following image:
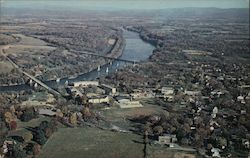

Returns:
39,127,145,158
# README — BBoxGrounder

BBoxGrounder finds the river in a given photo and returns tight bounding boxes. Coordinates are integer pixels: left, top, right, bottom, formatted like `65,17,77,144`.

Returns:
0,29,155,92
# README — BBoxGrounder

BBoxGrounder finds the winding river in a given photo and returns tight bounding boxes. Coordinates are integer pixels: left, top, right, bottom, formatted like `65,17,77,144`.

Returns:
0,29,155,92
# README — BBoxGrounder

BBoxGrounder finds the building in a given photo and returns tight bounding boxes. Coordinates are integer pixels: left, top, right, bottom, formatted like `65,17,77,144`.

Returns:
158,134,177,146
67,87,83,97
161,87,174,95
211,148,221,158
100,84,116,95
237,96,245,104
130,89,154,99
72,81,99,87
88,96,110,104
184,90,201,96
116,97,143,108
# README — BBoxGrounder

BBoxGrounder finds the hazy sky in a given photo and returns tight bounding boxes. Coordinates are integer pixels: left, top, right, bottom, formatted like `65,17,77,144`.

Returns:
1,0,249,10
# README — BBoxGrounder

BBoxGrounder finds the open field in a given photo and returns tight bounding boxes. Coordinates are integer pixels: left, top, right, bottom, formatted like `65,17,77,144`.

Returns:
100,99,164,129
39,127,145,158
3,34,56,56
12,34,47,46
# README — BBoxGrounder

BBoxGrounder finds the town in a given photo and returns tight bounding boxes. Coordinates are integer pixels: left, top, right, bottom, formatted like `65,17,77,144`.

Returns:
0,2,249,158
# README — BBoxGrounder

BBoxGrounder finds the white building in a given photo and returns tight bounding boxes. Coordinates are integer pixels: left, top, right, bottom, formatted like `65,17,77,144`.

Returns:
237,96,245,104
161,87,174,95
211,148,221,158
184,90,201,96
88,96,110,104
158,134,177,146
117,99,143,108
73,81,99,87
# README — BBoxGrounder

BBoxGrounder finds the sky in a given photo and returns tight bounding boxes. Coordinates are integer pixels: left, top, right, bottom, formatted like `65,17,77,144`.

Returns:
1,0,249,10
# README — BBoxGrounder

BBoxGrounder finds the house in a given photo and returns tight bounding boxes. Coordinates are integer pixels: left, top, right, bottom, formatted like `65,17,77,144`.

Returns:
100,84,116,95
161,87,175,101
241,110,247,114
211,90,225,97
88,96,110,104
72,81,99,87
130,89,154,99
237,96,245,104
165,95,174,102
2,140,16,157
242,139,250,148
211,148,221,158
211,106,218,118
184,90,201,96
116,96,143,108
158,134,177,147
161,87,174,95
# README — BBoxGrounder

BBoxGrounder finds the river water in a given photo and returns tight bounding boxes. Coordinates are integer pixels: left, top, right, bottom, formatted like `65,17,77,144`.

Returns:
0,30,155,92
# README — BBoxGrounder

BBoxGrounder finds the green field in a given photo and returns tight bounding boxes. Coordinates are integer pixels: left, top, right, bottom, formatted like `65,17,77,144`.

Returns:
39,127,145,158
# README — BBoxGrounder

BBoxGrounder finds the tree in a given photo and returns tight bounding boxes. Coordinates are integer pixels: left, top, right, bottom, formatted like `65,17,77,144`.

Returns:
81,107,91,120
218,137,227,149
10,105,16,114
23,133,33,143
33,143,41,157
4,111,14,124
39,121,49,131
44,127,52,138
9,121,17,131
176,128,185,143
80,95,88,104
33,129,47,145
48,118,58,133
153,126,164,136
11,143,27,158
20,108,37,122
69,113,77,125
56,110,63,118
193,133,203,148
61,105,68,115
